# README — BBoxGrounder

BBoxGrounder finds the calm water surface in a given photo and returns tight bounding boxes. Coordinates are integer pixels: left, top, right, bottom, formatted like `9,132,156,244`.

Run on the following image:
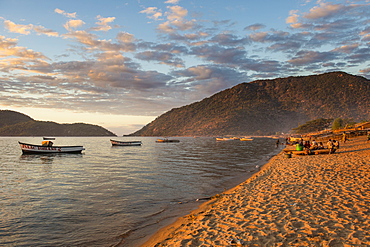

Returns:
0,137,281,246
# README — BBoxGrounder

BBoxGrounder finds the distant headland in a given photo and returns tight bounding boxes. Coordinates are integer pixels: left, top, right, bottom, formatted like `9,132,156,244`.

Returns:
0,110,116,136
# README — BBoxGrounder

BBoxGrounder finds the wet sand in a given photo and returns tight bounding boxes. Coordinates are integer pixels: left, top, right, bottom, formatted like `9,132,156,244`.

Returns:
142,136,370,246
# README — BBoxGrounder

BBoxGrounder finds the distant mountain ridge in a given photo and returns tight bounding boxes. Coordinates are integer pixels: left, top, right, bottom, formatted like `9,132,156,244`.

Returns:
131,71,370,136
0,110,116,136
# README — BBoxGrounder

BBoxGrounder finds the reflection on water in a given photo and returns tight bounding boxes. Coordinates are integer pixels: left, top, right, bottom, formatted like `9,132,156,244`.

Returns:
0,137,281,246
20,153,84,164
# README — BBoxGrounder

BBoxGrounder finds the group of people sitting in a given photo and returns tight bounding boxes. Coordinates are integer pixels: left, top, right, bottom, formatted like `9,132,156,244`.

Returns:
295,139,340,154
325,139,340,154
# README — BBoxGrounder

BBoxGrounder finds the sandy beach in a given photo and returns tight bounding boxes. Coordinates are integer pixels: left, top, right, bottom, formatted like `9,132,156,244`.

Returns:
142,135,370,246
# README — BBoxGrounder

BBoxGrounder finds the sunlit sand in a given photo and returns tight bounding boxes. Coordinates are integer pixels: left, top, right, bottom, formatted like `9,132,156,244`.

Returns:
142,135,370,246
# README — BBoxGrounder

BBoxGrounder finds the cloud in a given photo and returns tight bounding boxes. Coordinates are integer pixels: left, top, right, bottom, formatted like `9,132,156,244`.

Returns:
155,5,196,33
0,35,18,50
332,44,359,54
63,30,137,53
173,65,248,96
0,36,49,64
139,7,163,20
346,48,370,64
157,21,175,33
54,8,77,18
244,23,266,31
288,50,338,65
2,19,59,37
190,44,249,66
33,26,59,37
249,32,269,42
164,0,179,4
303,2,346,19
166,5,187,20
90,15,116,31
63,19,85,31
210,33,249,46
3,20,33,34
63,30,98,47
135,50,185,67
286,10,299,24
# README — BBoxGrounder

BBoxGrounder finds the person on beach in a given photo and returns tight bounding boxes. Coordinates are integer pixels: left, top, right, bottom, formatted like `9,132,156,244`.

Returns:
318,142,324,149
327,139,335,154
342,133,348,143
310,140,318,150
304,141,310,149
276,139,280,148
333,140,339,153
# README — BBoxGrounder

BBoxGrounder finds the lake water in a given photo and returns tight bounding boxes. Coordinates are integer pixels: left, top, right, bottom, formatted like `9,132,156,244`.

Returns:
0,136,281,246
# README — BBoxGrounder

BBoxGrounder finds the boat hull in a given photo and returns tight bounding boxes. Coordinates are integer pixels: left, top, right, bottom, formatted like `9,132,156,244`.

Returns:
156,139,180,143
216,138,233,141
110,140,142,146
18,142,85,154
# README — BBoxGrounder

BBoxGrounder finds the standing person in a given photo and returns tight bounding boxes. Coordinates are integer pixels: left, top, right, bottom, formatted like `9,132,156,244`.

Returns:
327,139,334,154
342,133,348,143
276,139,280,148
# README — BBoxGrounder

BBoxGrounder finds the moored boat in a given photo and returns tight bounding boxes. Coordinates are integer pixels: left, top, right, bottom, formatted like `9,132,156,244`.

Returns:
18,141,85,154
110,139,142,146
216,137,233,141
240,138,253,141
43,137,56,140
156,139,180,143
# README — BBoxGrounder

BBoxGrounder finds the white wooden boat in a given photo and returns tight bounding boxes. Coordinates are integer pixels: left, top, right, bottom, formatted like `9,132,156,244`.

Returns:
18,141,85,154
110,139,142,146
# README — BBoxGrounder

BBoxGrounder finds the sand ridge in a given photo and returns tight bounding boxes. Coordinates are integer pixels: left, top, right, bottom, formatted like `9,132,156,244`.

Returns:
142,136,370,246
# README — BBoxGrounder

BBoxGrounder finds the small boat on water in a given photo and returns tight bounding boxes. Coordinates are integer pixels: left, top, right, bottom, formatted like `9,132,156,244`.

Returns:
18,141,85,154
110,139,142,146
43,137,56,140
156,139,180,143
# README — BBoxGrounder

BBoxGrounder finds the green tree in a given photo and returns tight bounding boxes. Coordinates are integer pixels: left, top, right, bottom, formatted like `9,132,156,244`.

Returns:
293,118,332,134
332,118,344,130
332,118,356,130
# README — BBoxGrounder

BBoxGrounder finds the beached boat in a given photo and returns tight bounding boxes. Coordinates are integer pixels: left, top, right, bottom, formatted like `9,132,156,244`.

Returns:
156,139,180,143
110,139,142,146
240,138,253,141
18,141,85,154
216,137,233,141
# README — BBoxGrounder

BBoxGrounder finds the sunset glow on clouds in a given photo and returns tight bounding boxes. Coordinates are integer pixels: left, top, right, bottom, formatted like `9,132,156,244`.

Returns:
1,0,370,135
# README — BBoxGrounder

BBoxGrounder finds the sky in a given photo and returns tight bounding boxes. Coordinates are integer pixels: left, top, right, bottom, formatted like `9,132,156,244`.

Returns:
1,0,370,135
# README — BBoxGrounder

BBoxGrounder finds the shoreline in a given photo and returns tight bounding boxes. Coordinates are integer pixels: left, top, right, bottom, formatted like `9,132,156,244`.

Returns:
141,136,370,246
122,140,283,247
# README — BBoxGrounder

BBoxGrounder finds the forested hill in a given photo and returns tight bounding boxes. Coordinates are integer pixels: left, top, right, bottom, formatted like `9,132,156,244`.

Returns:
0,110,116,136
131,71,370,136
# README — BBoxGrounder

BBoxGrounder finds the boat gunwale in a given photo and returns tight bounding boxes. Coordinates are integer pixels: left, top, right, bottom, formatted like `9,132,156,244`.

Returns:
110,139,142,143
18,141,84,148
